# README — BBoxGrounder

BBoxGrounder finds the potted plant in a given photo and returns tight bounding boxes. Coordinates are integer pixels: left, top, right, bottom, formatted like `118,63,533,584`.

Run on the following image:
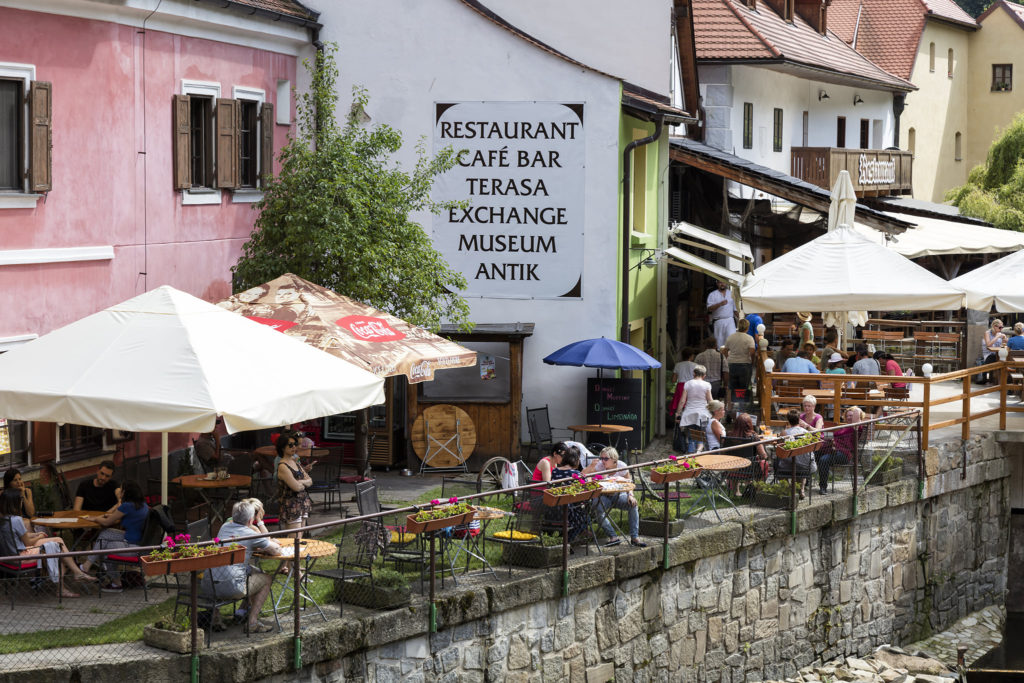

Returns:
140,533,245,576
406,497,477,533
143,614,204,653
337,568,411,610
637,498,687,537
866,455,903,485
542,473,603,506
649,454,702,483
750,480,801,510
775,433,821,459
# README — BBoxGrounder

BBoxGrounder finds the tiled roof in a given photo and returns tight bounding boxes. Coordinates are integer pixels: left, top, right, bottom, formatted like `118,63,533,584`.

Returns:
919,0,977,26
979,0,1024,29
827,0,862,44
219,0,318,21
693,0,914,91
851,0,927,80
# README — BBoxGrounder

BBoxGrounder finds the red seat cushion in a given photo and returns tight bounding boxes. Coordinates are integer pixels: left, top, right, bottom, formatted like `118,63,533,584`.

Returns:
106,555,140,564
0,561,38,570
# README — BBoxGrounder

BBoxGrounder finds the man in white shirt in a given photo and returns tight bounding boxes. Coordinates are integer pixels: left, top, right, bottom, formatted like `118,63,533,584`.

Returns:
706,281,736,349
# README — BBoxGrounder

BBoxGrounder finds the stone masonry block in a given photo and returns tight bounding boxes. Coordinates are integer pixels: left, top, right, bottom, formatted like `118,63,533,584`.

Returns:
887,479,917,507
667,522,743,567
704,83,734,107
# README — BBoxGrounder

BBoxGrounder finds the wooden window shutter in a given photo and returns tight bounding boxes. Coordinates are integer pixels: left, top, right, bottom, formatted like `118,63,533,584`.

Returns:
215,97,239,189
28,81,52,193
259,101,274,187
172,94,191,190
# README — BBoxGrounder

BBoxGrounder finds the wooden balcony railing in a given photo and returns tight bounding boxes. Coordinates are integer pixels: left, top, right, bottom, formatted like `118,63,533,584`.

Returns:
756,355,1024,451
790,147,913,197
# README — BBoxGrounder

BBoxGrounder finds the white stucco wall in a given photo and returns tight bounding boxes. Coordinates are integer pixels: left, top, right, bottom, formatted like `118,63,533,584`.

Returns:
699,64,896,175
482,0,674,95
302,0,638,440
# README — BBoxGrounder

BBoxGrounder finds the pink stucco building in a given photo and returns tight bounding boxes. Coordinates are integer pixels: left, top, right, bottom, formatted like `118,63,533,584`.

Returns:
0,0,318,467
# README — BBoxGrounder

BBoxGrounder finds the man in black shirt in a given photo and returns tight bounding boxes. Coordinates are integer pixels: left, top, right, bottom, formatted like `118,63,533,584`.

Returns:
73,460,121,513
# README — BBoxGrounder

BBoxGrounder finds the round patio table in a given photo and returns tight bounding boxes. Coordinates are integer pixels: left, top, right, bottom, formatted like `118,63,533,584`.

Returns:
173,474,251,526
680,455,751,522
254,538,337,632
567,424,633,450
31,510,104,530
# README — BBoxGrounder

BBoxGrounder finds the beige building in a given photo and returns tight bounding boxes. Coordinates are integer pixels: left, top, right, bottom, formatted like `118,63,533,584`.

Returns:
829,0,978,202
966,1,1024,172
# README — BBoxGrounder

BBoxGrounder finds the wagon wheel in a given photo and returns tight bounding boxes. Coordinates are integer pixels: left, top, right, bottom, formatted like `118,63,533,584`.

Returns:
477,456,512,493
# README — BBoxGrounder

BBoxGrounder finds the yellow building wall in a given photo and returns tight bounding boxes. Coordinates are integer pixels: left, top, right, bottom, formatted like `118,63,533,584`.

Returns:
901,21,972,202
966,8,1024,173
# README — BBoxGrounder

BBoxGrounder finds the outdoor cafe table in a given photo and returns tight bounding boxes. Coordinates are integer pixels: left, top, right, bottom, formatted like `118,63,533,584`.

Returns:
445,506,507,583
172,474,251,526
31,510,103,549
254,538,336,632
567,424,633,450
681,455,752,522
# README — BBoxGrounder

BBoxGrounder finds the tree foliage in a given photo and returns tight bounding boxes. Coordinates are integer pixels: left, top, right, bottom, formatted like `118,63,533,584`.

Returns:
945,112,1024,232
233,45,470,331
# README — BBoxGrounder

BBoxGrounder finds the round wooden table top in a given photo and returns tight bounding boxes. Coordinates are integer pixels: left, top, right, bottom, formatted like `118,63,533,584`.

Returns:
257,538,336,560
31,510,105,529
568,424,633,434
411,404,476,466
597,480,635,494
693,454,753,472
173,473,252,489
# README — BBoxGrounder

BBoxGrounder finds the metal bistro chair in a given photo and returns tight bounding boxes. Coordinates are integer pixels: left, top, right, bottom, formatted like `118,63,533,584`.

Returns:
439,478,484,581
101,504,173,601
525,405,573,461
172,518,243,644
355,481,427,592
0,516,43,608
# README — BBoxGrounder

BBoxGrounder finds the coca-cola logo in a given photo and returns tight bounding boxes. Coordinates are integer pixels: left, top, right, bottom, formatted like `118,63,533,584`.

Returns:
246,316,298,333
410,360,433,381
336,315,405,342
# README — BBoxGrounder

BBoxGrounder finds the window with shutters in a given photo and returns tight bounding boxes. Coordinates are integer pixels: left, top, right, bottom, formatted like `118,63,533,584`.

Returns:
0,62,50,208
239,100,258,188
189,96,214,188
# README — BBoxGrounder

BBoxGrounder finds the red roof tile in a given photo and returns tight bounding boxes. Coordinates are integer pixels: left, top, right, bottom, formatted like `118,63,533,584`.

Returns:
828,0,862,44
220,0,318,21
851,0,927,80
920,0,977,26
693,0,914,90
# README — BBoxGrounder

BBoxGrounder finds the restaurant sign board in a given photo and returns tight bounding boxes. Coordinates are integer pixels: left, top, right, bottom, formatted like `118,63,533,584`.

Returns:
432,101,585,299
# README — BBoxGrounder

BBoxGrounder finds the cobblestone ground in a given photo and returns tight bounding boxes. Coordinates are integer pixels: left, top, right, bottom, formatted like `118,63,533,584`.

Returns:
906,604,1005,668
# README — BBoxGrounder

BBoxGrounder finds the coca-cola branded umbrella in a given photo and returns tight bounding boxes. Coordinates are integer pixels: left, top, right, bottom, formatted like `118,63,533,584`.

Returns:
218,273,477,382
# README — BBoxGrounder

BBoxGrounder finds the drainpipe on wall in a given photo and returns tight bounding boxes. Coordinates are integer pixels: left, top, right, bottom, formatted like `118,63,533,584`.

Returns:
620,116,665,343
892,93,906,148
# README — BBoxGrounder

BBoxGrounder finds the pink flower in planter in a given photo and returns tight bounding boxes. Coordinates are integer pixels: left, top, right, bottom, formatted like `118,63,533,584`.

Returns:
683,462,691,469
164,535,176,549
430,499,440,506
594,475,603,481
669,455,678,462
448,496,458,504
213,537,221,545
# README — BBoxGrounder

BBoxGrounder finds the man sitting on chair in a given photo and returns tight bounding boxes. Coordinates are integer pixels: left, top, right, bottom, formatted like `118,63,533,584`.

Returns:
202,500,280,633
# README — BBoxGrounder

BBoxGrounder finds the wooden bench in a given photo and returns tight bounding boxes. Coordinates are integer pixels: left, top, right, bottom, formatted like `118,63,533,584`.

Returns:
912,331,961,373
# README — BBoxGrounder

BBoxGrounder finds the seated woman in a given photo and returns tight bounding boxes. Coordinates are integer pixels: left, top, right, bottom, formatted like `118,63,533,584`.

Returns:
81,481,149,591
0,489,95,598
1008,323,1024,351
798,395,823,431
3,468,35,521
882,353,907,390
532,442,570,482
547,448,588,541
582,447,645,548
704,401,726,451
774,410,812,498
726,413,769,481
817,407,867,495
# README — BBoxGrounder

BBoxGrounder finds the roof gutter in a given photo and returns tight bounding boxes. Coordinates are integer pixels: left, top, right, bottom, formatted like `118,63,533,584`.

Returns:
621,116,665,343
197,0,323,29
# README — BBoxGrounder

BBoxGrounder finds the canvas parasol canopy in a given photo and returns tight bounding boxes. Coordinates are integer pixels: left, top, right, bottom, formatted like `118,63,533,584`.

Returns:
218,273,477,383
740,226,966,313
0,286,385,502
949,248,1024,312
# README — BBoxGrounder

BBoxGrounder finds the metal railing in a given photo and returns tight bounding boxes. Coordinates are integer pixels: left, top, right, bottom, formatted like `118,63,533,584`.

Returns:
0,411,923,678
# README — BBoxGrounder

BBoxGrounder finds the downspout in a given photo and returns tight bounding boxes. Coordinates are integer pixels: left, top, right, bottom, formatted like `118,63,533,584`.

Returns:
311,28,325,142
892,93,906,148
620,116,665,343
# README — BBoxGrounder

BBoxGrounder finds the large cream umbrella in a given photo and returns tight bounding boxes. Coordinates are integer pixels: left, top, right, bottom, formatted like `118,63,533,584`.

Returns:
824,170,866,348
0,286,385,502
950,248,1024,312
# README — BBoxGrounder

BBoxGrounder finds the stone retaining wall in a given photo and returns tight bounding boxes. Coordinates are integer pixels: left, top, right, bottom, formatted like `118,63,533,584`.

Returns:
7,434,1012,683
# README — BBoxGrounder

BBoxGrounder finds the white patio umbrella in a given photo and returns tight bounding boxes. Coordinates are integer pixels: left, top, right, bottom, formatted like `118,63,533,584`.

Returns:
950,248,1024,312
741,226,966,313
826,170,865,346
0,286,385,502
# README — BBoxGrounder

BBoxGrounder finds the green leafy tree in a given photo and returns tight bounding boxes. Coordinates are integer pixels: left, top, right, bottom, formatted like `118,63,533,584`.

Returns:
946,112,1024,232
233,45,470,331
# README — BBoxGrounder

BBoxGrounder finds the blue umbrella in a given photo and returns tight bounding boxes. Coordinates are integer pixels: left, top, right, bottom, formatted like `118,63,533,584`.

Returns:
543,337,661,430
543,337,661,370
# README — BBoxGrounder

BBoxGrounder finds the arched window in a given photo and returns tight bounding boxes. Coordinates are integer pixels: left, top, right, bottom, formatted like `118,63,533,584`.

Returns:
948,48,954,77
955,132,962,161
929,42,936,72
908,127,916,158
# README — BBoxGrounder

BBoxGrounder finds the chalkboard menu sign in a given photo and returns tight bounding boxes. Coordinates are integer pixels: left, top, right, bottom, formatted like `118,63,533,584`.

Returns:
585,377,643,447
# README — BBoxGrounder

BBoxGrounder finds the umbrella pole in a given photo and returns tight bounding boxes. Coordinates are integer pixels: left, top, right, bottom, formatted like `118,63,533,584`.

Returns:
161,432,169,506
598,368,604,428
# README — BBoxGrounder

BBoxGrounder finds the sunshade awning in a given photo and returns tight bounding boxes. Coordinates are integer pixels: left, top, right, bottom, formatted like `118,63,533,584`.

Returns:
950,249,1024,312
670,221,753,262
852,214,1024,259
664,247,743,284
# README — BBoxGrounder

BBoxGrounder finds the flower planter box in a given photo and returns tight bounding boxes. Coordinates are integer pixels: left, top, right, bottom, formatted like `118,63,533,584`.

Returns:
140,547,245,576
638,518,687,538
501,542,562,568
143,625,205,653
650,468,700,484
775,441,821,459
336,581,411,610
753,492,798,511
542,488,601,507
866,467,901,486
405,507,476,534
